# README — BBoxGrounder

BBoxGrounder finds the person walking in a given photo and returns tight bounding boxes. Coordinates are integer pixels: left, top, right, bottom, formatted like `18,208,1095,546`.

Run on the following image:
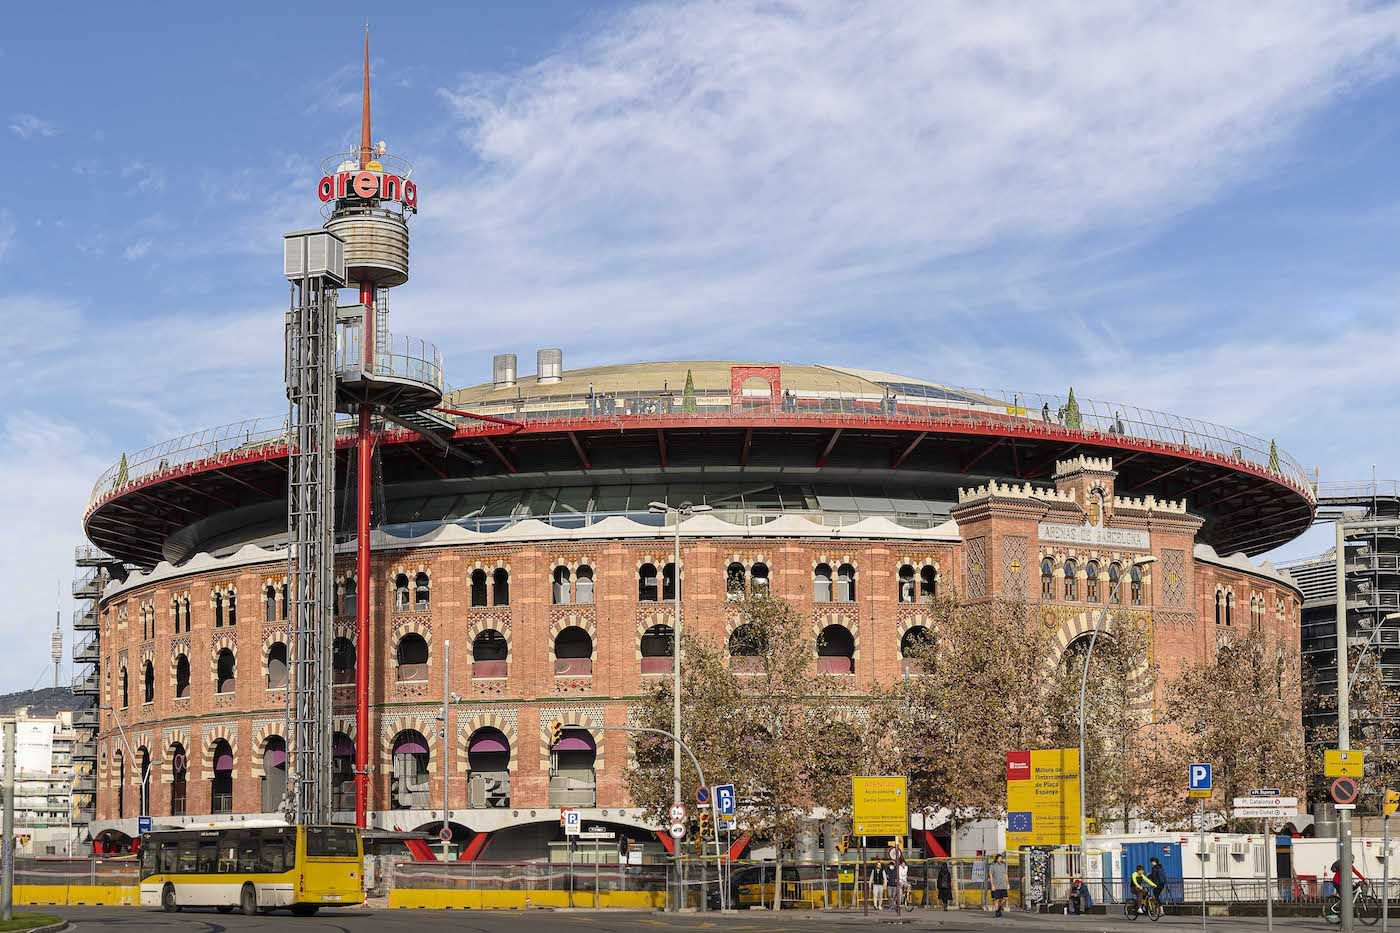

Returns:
936,860,953,910
989,854,1010,918
870,859,886,910
884,860,898,910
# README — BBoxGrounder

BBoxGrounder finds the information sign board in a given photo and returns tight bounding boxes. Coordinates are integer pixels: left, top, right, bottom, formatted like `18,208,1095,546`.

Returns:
1326,749,1365,778
1006,749,1081,848
852,776,909,836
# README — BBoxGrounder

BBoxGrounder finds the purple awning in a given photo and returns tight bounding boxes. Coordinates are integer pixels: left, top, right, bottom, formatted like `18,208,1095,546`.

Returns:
394,739,428,755
470,736,509,754
554,735,595,752
214,753,234,771
264,749,287,768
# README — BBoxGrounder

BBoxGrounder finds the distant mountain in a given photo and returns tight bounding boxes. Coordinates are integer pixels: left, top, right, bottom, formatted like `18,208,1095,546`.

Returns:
0,687,84,718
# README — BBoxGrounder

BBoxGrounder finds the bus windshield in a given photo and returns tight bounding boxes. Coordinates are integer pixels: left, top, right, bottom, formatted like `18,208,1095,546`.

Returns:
305,826,358,858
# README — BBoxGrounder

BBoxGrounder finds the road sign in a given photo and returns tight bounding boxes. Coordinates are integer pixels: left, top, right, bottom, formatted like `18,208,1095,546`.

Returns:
1326,749,1365,778
438,825,453,842
695,786,710,806
564,809,582,837
1231,806,1294,819
1331,777,1360,806
1250,788,1282,797
669,803,687,823
853,775,909,837
1335,804,1358,811
579,831,615,840
138,815,152,834
715,784,736,816
1232,796,1297,809
1189,763,1213,791
1386,790,1399,817
1005,750,1080,847
669,822,686,840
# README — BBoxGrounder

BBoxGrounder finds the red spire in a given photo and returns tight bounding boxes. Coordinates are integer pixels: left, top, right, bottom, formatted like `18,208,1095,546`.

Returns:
359,26,372,168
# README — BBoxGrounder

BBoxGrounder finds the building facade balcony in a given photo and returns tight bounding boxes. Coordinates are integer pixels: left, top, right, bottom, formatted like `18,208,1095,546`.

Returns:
72,707,99,730
73,607,98,631
73,635,99,665
72,570,100,599
71,673,99,696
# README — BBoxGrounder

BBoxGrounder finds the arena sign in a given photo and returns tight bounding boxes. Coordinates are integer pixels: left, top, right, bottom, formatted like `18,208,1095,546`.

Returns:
317,170,418,211
1038,522,1149,550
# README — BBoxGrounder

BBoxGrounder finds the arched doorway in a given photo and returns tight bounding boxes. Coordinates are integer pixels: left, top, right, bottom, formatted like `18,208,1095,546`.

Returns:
467,728,510,808
331,733,355,813
210,739,234,814
261,736,287,812
390,730,431,810
548,727,596,807
817,624,855,674
640,624,674,675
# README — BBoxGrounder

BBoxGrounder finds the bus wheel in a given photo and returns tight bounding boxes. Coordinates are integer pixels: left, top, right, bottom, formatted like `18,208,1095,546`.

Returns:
240,883,259,916
291,905,319,916
161,883,180,913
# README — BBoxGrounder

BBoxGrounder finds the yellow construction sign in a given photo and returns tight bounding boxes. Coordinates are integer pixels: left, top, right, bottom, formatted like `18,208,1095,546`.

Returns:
1325,749,1365,778
1006,749,1082,848
851,776,908,837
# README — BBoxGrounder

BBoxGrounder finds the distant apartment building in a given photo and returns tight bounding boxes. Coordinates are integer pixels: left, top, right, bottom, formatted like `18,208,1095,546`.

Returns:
1,707,81,856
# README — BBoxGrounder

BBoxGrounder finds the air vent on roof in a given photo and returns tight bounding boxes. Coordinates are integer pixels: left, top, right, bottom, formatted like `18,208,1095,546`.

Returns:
492,353,517,389
537,348,563,384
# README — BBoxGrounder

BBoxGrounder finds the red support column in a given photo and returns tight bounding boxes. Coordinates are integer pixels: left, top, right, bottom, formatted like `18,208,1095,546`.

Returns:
354,280,375,830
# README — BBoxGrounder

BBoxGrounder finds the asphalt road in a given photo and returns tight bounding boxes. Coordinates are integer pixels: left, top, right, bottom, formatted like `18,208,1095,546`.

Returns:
52,906,1346,932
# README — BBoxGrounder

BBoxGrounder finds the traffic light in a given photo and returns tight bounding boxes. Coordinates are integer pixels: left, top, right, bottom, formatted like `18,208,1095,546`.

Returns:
698,810,712,834
619,836,631,858
836,834,851,855
1385,790,1399,817
550,720,563,746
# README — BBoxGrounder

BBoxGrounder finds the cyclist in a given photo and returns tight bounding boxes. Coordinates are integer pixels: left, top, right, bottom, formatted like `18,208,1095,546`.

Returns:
1130,864,1158,914
1331,859,1366,895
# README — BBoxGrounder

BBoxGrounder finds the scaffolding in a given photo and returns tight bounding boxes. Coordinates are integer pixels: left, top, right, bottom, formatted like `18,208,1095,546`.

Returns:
284,231,343,826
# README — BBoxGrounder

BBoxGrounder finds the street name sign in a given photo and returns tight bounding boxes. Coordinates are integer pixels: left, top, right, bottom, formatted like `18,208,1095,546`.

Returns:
1250,788,1282,797
1232,796,1297,809
853,775,909,837
1325,749,1364,778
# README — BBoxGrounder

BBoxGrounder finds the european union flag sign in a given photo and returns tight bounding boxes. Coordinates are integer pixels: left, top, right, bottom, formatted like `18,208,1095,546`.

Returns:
1007,811,1033,833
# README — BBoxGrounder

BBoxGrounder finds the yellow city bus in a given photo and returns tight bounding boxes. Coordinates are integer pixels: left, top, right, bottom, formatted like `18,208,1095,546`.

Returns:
138,824,362,915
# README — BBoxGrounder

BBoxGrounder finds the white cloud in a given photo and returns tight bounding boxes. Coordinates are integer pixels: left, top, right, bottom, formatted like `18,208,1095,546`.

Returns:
8,113,57,140
0,209,12,261
121,161,167,195
122,239,152,261
410,0,1400,359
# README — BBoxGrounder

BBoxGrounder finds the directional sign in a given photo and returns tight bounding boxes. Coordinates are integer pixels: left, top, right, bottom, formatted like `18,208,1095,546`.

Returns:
1326,749,1365,778
1331,777,1360,806
1233,796,1297,810
695,786,710,806
138,815,152,834
669,803,687,823
1232,806,1294,819
853,776,909,837
1250,788,1282,797
669,822,686,840
564,809,582,837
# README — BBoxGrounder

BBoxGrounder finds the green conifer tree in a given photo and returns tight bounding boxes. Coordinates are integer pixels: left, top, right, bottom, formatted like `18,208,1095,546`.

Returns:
1064,387,1082,429
682,369,697,414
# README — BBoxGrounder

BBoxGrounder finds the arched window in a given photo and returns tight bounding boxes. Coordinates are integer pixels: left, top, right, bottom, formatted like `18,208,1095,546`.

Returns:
280,583,289,620
342,577,356,617
213,591,224,627
900,625,934,675
467,728,510,808
726,562,747,597
1130,565,1144,606
920,566,938,602
470,570,488,608
1063,559,1078,600
554,626,593,676
266,642,288,689
210,739,234,814
575,565,595,605
728,624,766,673
836,563,856,602
216,649,236,694
813,563,833,603
817,624,855,674
1041,558,1054,599
1225,592,1234,626
264,585,277,622
390,730,430,810
661,562,677,601
119,666,129,709
227,591,237,627
114,750,125,820
1215,590,1224,625
549,727,597,807
414,572,430,610
394,574,410,611
897,564,916,603
638,563,659,602
175,654,190,699
640,624,674,675
396,633,429,681
552,566,572,605
261,736,287,812
181,596,190,633
169,742,188,815
1107,563,1122,604
1085,561,1100,602
751,562,770,593
492,568,510,606
472,629,508,679
331,734,355,812
143,660,154,704
331,637,355,685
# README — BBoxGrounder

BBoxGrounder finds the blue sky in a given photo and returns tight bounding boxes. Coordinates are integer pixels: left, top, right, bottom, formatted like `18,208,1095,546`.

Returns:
4,1,1400,691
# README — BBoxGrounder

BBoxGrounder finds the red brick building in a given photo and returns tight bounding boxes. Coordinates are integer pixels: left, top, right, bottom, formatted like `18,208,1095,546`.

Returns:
79,361,1311,857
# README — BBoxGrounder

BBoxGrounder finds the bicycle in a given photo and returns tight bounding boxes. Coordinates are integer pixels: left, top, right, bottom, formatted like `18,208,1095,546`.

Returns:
1324,880,1380,926
1125,891,1164,922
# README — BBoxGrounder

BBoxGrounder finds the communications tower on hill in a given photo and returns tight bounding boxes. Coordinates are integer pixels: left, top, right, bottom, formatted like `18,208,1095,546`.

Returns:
283,30,444,827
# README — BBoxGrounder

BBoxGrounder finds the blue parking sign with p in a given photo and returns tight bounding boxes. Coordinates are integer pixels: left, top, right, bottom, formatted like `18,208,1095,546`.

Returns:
1189,763,1212,791
715,784,736,817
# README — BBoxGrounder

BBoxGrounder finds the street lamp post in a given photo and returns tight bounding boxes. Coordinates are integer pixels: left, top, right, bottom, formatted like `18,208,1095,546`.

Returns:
1077,554,1156,880
647,501,712,910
